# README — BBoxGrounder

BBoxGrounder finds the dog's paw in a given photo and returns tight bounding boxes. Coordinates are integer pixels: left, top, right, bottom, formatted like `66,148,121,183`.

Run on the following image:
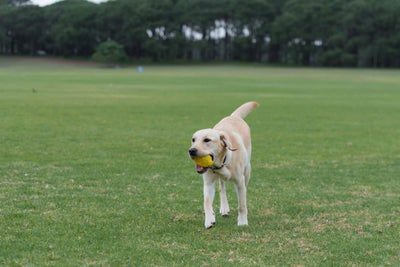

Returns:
205,221,216,229
205,212,216,229
237,221,248,226
237,215,248,226
220,207,230,217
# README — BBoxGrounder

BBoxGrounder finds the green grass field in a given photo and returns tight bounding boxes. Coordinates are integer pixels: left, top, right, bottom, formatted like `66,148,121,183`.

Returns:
1,57,400,265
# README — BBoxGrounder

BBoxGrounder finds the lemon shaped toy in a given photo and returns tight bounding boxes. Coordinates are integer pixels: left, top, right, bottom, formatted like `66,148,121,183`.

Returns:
193,155,213,167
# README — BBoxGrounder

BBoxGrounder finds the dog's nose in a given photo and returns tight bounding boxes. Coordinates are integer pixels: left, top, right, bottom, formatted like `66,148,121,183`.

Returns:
188,148,198,156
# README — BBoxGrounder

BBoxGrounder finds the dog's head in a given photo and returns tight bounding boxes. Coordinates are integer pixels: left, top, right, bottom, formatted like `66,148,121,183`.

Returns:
188,129,234,174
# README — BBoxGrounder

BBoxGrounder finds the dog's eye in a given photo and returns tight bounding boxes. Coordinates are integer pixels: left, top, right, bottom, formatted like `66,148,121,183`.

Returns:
204,138,211,143
192,138,195,143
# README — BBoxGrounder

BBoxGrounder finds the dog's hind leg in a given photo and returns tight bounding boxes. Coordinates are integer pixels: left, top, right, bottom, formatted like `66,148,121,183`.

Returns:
235,176,248,226
219,179,230,216
244,163,251,187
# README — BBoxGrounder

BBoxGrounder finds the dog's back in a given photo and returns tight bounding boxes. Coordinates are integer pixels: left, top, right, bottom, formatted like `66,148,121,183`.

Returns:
213,102,259,150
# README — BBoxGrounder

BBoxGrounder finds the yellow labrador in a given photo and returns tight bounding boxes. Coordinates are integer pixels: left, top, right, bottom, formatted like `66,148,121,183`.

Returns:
188,102,259,228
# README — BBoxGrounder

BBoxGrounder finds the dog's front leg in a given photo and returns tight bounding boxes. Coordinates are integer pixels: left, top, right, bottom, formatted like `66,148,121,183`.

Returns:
219,179,230,216
203,175,216,229
235,177,248,226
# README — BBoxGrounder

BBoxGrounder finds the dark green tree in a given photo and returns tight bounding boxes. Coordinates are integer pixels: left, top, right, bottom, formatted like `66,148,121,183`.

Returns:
92,40,128,64
1,0,400,67
0,5,45,54
343,0,400,67
232,0,275,61
43,0,99,56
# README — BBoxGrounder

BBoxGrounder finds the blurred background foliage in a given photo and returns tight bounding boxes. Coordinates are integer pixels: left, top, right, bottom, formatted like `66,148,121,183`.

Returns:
1,0,400,67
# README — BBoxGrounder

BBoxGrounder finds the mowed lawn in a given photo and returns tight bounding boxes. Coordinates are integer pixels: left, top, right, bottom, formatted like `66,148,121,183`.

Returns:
1,58,400,265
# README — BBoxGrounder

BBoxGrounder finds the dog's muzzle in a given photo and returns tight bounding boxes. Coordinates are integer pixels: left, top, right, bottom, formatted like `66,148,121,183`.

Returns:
188,147,198,157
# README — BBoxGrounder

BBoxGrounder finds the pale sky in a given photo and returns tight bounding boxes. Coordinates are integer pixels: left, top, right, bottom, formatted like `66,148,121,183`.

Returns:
31,0,107,6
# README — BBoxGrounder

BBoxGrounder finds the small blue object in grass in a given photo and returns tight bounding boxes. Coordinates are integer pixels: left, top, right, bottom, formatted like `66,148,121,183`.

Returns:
137,66,143,73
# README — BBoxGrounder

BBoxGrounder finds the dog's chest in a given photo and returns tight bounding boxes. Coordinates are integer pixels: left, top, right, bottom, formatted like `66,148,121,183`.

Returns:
210,167,232,181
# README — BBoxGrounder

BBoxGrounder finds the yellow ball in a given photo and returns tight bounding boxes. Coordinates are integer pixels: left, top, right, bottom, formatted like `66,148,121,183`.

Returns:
193,155,213,167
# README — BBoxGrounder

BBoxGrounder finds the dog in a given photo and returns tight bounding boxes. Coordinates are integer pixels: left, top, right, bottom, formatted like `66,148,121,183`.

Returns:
188,101,259,228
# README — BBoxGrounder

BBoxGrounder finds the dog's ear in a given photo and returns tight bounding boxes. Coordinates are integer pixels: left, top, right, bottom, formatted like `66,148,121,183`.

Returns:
220,133,238,151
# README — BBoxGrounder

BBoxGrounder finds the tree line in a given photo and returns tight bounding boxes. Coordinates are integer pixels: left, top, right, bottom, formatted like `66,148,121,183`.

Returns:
1,0,400,67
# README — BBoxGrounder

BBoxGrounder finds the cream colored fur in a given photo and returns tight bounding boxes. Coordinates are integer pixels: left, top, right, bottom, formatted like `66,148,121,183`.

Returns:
189,101,259,228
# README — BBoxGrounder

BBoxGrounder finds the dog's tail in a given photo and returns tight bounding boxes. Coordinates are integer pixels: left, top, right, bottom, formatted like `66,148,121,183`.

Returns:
230,101,259,119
